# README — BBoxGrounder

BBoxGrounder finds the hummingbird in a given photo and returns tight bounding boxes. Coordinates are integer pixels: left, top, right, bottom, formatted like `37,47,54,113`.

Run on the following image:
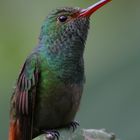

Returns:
9,0,111,140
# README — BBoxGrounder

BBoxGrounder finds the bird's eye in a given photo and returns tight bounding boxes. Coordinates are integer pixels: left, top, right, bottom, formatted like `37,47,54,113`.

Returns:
58,15,68,23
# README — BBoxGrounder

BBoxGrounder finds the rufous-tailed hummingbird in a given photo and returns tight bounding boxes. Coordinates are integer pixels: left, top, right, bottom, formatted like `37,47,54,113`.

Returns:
9,0,111,140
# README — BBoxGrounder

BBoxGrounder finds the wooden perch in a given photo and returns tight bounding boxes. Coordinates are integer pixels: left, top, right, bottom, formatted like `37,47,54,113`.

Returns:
34,128,119,140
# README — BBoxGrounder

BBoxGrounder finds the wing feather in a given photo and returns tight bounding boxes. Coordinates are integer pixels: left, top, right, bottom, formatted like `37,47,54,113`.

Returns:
9,54,39,140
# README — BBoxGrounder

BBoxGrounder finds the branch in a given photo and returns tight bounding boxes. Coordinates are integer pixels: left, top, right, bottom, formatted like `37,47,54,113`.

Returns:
34,128,119,140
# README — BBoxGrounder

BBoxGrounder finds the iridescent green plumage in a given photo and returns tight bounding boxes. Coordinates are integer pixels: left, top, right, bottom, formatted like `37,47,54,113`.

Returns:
32,8,89,135
10,7,89,140
9,0,112,140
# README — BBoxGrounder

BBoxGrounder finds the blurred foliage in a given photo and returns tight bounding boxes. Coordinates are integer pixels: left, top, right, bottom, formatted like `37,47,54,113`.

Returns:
0,0,140,140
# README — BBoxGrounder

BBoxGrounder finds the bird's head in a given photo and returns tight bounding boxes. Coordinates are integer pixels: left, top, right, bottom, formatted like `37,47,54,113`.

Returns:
39,0,111,47
39,7,90,45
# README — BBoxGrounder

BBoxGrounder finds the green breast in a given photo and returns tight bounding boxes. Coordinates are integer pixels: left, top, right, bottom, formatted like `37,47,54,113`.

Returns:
33,51,84,129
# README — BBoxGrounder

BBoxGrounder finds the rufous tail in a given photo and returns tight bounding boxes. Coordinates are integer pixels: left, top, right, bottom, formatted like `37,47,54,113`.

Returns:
9,119,21,140
9,117,32,140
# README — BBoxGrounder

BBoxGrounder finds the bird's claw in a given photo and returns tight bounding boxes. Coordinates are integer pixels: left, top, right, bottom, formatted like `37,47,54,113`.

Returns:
67,121,80,132
43,130,60,140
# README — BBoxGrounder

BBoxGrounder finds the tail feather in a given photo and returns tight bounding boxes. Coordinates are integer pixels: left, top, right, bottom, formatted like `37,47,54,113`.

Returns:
9,117,32,140
9,120,20,140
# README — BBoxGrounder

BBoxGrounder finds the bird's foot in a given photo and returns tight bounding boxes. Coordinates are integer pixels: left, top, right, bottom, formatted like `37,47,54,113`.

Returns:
66,121,80,132
43,130,60,140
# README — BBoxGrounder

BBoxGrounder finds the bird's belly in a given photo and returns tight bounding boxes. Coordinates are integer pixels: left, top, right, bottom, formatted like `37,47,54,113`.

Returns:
33,83,83,130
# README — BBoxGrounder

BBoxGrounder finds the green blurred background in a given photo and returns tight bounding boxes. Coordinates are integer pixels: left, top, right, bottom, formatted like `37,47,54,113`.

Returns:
0,0,140,140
